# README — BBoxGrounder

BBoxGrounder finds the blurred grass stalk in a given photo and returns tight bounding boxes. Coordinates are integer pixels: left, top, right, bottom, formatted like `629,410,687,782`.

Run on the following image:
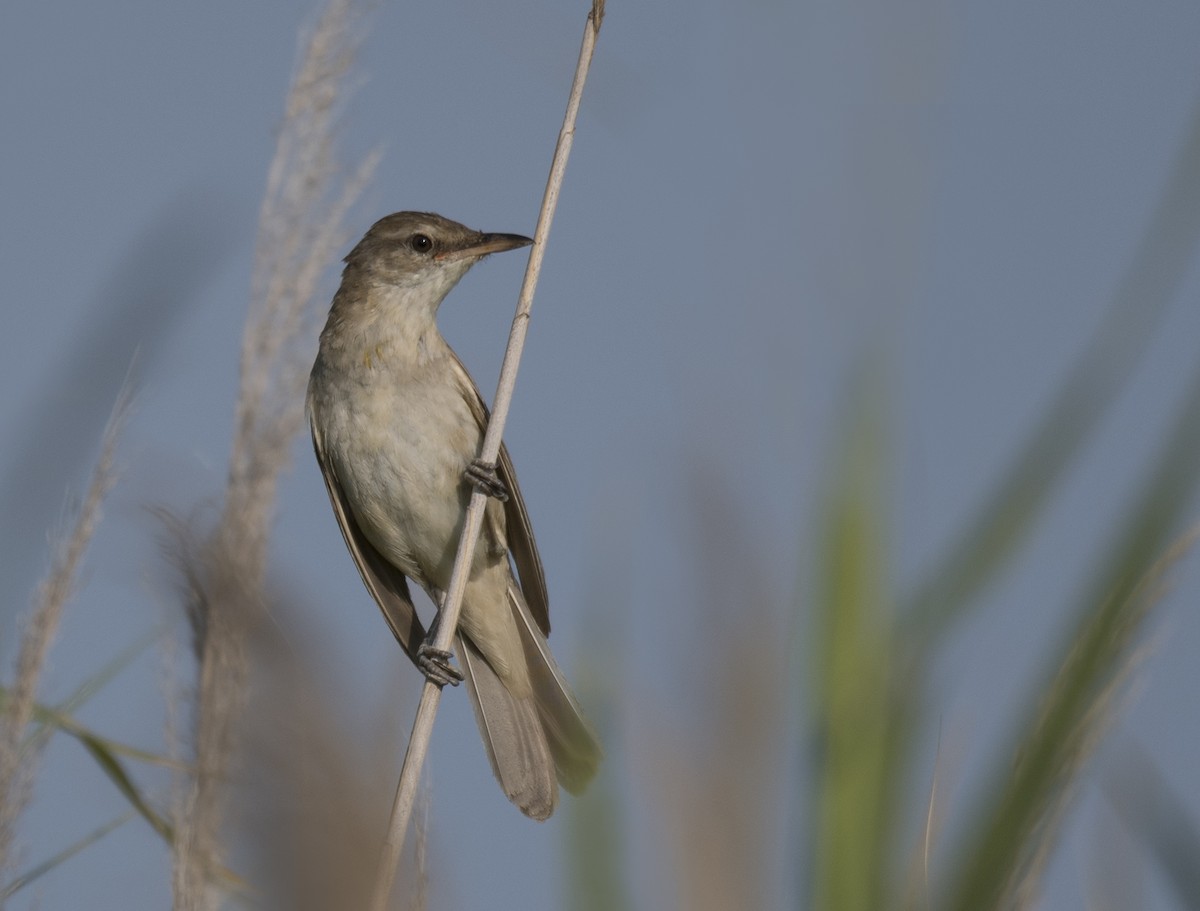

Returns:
167,0,376,906
943,378,1200,911
809,361,1200,911
806,93,1200,911
809,377,906,911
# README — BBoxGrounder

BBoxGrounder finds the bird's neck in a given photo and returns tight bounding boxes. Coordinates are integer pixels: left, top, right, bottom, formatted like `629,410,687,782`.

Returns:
321,277,452,373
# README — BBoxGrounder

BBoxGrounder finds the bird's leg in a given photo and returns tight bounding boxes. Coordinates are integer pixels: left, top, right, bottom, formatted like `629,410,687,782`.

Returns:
417,591,464,687
417,643,463,687
465,458,509,502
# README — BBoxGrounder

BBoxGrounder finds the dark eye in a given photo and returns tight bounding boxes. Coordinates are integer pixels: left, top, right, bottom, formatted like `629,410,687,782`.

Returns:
409,233,433,253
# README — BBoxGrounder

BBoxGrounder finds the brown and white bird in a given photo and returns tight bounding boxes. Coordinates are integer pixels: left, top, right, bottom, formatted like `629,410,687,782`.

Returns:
306,211,600,820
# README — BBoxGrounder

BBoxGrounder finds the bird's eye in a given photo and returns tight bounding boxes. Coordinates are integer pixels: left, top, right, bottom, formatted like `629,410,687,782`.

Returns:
409,233,433,253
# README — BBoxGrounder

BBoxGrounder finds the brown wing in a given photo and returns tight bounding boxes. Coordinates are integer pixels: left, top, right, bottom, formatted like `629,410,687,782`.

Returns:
310,418,428,664
496,443,550,634
447,351,551,636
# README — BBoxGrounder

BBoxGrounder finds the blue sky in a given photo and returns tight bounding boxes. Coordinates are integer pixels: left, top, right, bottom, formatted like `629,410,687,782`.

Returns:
3,1,1200,909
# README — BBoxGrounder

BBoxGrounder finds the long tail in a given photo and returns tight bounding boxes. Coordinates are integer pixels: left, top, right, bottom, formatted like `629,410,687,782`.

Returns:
457,589,601,820
459,633,557,820
506,587,601,795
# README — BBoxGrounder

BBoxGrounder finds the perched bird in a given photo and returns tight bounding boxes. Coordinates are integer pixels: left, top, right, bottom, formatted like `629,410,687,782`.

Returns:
306,211,600,820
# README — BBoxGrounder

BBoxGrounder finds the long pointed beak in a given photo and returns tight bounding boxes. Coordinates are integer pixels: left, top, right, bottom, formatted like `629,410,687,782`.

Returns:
437,232,534,262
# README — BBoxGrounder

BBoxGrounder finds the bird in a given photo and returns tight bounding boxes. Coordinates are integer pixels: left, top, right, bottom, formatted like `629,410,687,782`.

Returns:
306,211,600,820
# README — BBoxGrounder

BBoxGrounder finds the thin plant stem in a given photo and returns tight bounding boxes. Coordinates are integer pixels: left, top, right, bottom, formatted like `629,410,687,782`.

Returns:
367,4,606,908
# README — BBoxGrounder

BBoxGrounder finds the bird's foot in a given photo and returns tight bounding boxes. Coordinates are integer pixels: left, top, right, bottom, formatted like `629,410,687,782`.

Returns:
465,458,509,502
417,641,464,688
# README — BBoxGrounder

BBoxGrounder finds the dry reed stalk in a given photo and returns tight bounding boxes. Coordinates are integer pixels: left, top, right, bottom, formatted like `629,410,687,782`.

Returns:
0,392,130,881
368,3,606,908
169,1,375,906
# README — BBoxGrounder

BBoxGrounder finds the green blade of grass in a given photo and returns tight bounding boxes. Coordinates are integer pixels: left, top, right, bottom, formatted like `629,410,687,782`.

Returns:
902,93,1200,645
567,652,630,911
943,363,1200,911
0,689,179,844
568,766,631,911
0,624,182,850
25,700,183,770
75,728,174,843
0,688,179,844
1,811,134,899
808,377,908,911
66,722,255,897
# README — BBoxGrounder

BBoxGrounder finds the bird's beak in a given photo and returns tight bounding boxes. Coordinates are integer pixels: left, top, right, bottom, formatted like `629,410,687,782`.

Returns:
437,232,534,262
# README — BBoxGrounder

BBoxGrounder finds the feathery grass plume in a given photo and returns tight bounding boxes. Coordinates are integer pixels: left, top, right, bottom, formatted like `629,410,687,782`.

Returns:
168,1,376,906
0,391,130,882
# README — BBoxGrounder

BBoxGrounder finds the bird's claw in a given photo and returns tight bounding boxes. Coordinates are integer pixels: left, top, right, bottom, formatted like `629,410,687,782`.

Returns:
465,458,509,502
417,642,464,687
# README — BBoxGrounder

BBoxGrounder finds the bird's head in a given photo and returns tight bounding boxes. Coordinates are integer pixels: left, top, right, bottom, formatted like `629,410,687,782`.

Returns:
344,211,533,305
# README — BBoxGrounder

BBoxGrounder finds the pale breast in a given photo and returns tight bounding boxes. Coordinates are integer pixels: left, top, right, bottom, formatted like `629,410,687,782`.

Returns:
314,353,483,590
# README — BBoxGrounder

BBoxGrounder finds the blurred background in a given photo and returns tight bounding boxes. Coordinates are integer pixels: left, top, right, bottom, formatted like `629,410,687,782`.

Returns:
2,1,1200,909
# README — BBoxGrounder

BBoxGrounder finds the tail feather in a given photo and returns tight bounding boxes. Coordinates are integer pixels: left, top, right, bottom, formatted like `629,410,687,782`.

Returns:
507,588,602,795
457,586,602,818
458,633,557,821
